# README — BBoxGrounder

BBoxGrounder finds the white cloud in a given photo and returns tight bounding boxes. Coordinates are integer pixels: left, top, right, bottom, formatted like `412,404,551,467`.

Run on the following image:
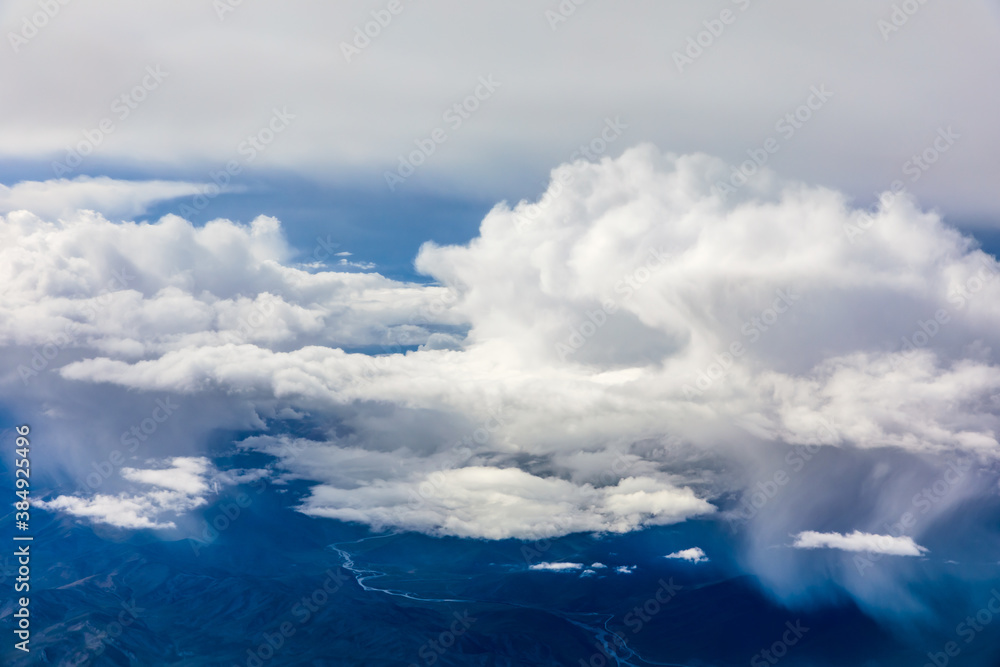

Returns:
529,562,583,572
37,493,183,530
615,565,636,574
0,210,451,360
296,467,714,541
0,176,207,220
121,456,212,495
37,457,218,529
665,547,709,563
6,147,1000,543
791,530,928,557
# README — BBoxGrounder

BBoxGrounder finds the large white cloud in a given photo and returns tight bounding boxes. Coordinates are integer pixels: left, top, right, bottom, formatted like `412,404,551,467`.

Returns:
6,146,1000,543
299,467,714,540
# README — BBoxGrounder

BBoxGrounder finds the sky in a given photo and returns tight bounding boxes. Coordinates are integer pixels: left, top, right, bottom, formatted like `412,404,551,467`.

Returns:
3,0,1000,661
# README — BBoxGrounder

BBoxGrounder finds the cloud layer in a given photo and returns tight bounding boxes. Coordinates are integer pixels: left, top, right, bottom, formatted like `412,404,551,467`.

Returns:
4,147,999,551
2,2,998,220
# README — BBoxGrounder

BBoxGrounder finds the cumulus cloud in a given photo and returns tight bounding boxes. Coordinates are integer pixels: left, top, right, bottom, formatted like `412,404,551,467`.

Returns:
791,530,928,557
6,146,1000,548
665,547,709,563
0,209,457,365
297,468,714,540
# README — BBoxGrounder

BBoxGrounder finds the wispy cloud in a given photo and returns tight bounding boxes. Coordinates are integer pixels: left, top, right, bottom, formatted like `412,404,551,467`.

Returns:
38,457,217,529
37,457,265,530
529,562,583,572
0,176,207,219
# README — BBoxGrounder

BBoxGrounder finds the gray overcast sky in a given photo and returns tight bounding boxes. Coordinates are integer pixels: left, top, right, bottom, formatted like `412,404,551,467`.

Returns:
2,0,999,223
